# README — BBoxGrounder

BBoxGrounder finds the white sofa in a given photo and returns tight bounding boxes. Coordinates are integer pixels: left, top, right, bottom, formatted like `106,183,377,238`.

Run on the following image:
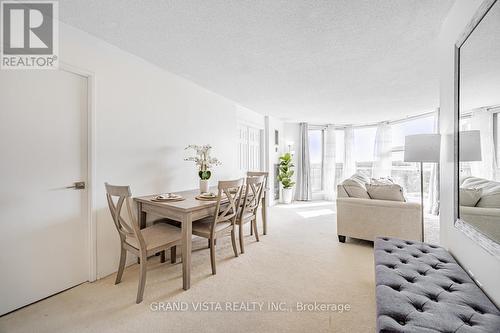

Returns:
460,176,500,243
336,174,422,243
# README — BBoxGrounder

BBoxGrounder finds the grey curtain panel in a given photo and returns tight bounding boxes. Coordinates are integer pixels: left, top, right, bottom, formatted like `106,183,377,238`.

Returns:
296,123,312,201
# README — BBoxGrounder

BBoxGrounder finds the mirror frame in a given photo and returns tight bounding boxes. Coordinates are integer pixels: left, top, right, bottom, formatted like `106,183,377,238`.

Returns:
454,0,500,258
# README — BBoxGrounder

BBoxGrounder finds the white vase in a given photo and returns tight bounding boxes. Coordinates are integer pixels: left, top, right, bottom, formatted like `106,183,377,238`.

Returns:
282,188,293,204
200,179,209,193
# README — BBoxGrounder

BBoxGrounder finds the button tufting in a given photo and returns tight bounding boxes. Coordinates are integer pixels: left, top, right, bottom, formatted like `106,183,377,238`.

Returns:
398,320,406,326
385,249,392,253
404,276,414,283
418,271,426,276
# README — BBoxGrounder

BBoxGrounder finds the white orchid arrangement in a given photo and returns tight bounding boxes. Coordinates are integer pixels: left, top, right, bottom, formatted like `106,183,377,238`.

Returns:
184,144,222,180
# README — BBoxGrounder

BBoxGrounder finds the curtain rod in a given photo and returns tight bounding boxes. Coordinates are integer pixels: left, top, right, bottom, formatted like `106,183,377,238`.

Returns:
308,109,438,130
459,104,500,118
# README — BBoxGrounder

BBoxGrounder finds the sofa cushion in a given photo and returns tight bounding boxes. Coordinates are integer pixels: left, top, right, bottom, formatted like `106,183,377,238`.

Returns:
461,176,500,208
477,193,500,208
371,177,394,185
351,172,370,184
459,188,483,207
375,237,500,333
367,184,406,202
341,173,371,199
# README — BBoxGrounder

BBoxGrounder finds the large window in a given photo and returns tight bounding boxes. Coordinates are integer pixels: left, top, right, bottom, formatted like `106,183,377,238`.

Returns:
496,112,500,166
354,127,377,177
335,129,344,186
308,129,324,192
390,114,436,202
305,112,438,202
391,115,436,149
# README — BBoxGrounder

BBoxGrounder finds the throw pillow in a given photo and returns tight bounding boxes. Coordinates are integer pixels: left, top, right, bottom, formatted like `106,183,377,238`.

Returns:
366,184,406,202
459,188,482,207
370,177,394,185
461,176,500,208
341,177,370,199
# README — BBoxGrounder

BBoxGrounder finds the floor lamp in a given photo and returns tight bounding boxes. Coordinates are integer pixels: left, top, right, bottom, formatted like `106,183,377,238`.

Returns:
404,134,441,241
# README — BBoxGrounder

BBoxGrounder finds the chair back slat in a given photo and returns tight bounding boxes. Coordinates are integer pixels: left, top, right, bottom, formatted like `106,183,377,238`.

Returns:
105,183,146,250
246,171,268,187
241,175,265,217
208,178,244,237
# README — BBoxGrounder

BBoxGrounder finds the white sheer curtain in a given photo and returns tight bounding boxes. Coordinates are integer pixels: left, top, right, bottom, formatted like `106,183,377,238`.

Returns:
323,125,337,200
372,122,392,178
343,126,356,179
428,112,440,215
470,109,498,180
296,123,312,201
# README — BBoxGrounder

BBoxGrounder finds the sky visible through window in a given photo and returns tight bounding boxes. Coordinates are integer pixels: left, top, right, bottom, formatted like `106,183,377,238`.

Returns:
307,115,436,165
392,116,435,148
308,130,322,164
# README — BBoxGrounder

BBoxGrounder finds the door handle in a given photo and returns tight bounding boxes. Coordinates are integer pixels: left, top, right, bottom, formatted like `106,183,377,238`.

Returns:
66,181,86,190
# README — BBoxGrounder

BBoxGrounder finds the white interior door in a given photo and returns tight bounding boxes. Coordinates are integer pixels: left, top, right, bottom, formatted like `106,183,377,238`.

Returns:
0,69,89,315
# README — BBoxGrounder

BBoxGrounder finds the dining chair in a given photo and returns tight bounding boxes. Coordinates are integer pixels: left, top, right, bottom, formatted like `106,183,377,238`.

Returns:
237,175,265,253
105,183,182,303
191,178,244,275
247,171,269,186
246,171,269,236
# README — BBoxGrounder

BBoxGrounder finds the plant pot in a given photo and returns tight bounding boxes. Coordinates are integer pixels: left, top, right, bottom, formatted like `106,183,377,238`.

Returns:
199,179,209,194
282,188,293,204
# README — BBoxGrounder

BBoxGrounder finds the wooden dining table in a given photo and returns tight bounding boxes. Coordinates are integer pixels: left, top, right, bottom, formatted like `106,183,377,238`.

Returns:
134,188,268,290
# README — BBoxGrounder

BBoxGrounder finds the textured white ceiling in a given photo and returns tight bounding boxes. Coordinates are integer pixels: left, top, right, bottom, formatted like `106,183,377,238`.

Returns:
59,0,454,124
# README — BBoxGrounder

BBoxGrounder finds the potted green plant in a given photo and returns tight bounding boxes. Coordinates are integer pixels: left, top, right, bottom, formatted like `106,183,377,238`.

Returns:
277,152,295,204
184,144,222,193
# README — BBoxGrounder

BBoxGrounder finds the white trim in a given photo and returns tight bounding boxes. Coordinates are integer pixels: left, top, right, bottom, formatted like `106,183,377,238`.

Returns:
237,119,265,130
60,61,97,282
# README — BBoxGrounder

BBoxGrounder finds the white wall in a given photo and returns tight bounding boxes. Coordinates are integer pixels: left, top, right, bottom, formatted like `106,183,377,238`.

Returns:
283,123,300,199
59,23,264,278
265,116,285,205
439,0,500,305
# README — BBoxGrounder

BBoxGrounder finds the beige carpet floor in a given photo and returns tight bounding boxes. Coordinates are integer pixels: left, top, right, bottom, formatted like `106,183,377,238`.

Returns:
0,201,438,333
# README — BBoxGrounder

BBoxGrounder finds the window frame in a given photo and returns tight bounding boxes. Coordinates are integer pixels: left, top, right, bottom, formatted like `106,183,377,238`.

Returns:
307,126,326,193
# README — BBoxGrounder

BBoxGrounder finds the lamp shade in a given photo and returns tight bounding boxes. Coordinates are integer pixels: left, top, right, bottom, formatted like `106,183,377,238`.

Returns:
459,130,482,162
404,134,441,163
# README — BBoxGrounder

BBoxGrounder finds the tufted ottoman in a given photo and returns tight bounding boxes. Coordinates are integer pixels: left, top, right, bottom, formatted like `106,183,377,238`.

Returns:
374,237,500,332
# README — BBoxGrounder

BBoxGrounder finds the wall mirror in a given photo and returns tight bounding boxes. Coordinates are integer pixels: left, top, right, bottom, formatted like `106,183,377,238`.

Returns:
456,0,500,257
